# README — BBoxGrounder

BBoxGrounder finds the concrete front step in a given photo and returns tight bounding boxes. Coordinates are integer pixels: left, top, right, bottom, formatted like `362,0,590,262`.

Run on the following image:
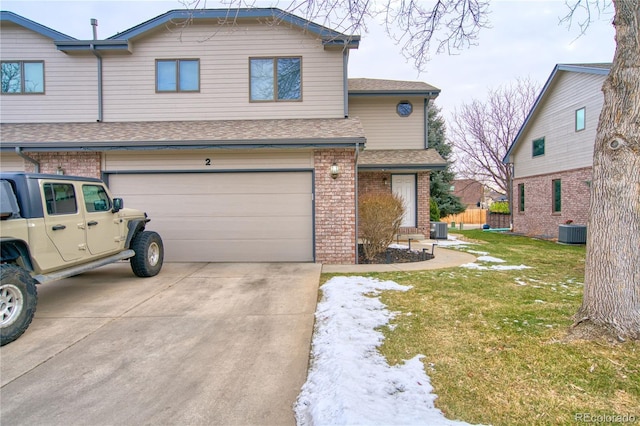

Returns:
394,233,427,241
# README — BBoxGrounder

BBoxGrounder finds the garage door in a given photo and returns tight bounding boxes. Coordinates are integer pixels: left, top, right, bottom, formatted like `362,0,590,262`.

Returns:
108,172,313,262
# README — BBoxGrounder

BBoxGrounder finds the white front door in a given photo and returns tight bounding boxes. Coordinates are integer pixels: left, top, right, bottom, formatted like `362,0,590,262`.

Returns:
392,174,416,227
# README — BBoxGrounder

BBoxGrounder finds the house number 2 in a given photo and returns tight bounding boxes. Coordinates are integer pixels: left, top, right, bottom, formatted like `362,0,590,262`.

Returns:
205,158,211,166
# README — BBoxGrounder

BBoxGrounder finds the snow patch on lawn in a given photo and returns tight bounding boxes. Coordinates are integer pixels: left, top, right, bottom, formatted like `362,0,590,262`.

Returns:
295,276,471,426
460,263,531,271
477,255,506,263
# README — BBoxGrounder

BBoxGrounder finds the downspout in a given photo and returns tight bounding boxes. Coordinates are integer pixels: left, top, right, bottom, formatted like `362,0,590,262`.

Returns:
424,98,429,148
90,19,103,122
343,49,349,117
16,147,40,173
354,142,360,264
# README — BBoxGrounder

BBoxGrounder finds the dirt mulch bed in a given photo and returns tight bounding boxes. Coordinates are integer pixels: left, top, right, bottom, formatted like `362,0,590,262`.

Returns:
358,244,434,264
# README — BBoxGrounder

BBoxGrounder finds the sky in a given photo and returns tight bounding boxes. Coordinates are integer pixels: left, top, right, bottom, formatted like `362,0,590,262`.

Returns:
2,0,616,119
294,237,531,424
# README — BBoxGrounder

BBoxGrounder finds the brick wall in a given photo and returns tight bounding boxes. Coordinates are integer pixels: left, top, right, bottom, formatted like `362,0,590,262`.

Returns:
358,170,431,234
314,149,356,264
24,152,102,178
513,167,592,238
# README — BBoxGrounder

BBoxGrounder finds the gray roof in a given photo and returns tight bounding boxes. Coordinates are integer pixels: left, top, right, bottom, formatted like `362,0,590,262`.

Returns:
1,118,366,151
502,63,611,163
349,78,440,98
108,8,360,48
0,11,75,41
358,149,446,170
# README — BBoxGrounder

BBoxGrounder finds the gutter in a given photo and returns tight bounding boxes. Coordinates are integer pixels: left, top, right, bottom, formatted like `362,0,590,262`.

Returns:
15,147,40,173
343,50,349,117
354,142,360,264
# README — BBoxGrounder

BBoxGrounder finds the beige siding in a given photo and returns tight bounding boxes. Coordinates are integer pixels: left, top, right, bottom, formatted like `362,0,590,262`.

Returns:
348,97,424,149
102,21,345,121
0,153,25,171
512,71,605,179
0,24,98,123
103,149,314,171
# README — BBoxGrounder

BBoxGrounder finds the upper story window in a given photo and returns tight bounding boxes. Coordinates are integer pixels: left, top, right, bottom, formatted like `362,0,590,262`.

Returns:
156,59,199,92
532,137,545,157
396,101,413,117
250,57,301,102
575,107,586,131
1,61,45,94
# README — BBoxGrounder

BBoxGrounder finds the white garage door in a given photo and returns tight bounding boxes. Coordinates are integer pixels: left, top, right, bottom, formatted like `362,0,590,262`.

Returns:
108,172,313,262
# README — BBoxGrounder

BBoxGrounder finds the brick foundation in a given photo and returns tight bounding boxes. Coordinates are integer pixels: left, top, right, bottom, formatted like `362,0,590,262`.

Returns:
513,167,592,238
23,152,102,179
314,149,356,264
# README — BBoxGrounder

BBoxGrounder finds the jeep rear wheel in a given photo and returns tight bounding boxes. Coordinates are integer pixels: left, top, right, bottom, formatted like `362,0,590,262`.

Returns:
130,231,164,277
1,264,37,346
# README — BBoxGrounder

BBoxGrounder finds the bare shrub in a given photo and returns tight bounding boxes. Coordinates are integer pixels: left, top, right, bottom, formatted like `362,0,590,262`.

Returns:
358,193,405,261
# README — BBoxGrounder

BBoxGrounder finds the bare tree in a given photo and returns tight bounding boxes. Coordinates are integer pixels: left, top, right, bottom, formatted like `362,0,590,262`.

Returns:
448,78,539,195
182,0,639,340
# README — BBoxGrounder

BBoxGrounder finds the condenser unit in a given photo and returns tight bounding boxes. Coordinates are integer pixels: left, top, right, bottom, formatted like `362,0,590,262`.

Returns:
558,225,587,244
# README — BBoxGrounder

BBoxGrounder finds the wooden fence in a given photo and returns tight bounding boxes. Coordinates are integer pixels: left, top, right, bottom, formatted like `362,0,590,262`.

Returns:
441,209,487,225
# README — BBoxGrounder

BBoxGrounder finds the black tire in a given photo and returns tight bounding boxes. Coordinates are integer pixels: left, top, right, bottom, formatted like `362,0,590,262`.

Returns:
1,264,37,346
130,231,164,277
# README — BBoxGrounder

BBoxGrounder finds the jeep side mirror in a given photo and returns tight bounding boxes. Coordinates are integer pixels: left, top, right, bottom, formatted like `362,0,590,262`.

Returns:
112,198,123,213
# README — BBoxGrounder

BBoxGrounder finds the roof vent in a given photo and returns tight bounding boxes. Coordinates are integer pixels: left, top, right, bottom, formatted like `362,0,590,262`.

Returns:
91,18,98,40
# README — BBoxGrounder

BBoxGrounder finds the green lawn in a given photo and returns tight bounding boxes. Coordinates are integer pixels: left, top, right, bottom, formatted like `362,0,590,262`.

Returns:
323,230,639,425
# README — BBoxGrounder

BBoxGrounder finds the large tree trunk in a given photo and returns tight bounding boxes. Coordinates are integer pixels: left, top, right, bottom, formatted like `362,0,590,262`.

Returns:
576,0,640,340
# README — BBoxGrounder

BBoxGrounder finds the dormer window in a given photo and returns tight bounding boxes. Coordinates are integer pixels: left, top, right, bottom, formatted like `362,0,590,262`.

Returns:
396,101,413,117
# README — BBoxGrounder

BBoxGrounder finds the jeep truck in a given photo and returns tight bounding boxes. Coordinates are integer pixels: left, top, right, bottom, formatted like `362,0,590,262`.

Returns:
1,173,164,346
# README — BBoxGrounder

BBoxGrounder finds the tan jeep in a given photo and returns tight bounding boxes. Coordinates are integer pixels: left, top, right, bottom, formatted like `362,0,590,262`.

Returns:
1,172,164,346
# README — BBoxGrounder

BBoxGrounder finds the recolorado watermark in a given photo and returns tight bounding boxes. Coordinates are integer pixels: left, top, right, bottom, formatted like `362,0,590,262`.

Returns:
575,413,637,423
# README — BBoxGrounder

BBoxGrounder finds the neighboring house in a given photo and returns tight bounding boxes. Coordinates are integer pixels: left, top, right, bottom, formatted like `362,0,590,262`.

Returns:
0,9,445,264
451,179,484,208
503,63,610,238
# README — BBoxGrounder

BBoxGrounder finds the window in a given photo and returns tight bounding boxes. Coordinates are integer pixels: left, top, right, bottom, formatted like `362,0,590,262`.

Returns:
518,183,525,212
396,101,413,117
156,59,199,92
552,179,562,213
575,107,585,131
250,57,301,101
83,185,111,212
1,61,44,94
44,183,77,215
532,137,545,157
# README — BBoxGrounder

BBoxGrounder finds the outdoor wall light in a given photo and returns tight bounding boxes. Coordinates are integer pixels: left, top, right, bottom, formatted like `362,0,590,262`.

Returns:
56,166,65,175
382,177,388,186
330,163,340,179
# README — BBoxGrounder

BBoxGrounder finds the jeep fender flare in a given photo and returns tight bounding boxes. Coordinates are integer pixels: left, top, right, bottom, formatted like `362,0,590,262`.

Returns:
0,238,35,272
125,219,150,249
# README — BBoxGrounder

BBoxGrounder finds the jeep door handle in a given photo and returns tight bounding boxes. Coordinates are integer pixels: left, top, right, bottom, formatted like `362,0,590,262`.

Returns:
52,225,66,231
87,221,98,227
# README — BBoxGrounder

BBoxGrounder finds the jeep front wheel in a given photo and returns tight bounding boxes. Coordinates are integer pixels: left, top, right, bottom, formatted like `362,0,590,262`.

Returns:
1,264,37,346
130,231,164,277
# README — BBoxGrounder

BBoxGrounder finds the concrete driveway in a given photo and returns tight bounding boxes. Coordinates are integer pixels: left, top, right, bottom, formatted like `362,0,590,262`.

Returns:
0,262,321,426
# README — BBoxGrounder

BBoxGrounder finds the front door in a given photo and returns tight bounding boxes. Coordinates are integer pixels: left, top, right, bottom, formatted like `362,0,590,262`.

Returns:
392,174,416,227
82,183,122,256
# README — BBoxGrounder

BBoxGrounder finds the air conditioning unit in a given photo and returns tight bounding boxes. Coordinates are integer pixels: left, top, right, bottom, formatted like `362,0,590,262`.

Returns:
558,225,587,244
430,222,448,240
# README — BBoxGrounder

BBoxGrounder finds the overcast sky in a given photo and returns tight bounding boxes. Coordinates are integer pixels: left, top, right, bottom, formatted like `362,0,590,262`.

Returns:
2,0,616,119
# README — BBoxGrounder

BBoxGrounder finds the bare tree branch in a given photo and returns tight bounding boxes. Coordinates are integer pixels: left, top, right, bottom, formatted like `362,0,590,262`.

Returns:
449,78,539,196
